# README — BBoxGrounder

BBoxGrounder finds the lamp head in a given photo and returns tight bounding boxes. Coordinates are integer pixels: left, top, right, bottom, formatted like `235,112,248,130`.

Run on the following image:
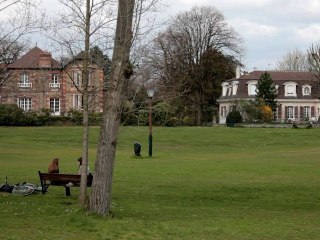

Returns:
147,89,155,98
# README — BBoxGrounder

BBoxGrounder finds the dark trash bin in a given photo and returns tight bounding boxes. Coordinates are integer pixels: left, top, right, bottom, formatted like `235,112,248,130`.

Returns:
134,142,141,156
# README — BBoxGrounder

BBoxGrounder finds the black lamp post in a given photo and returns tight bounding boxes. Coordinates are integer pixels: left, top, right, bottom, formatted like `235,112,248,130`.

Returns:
147,88,154,157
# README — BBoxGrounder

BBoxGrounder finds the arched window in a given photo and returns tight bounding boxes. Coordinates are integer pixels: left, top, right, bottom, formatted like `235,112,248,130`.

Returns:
247,80,258,96
302,85,311,96
284,82,297,97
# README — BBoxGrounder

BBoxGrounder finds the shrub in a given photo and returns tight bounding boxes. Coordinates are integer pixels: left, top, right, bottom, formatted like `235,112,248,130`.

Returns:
0,104,24,126
226,109,242,126
66,109,83,125
153,102,176,126
182,116,194,126
260,105,273,123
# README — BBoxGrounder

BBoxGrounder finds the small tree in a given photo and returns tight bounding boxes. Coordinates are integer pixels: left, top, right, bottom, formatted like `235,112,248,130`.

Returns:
260,105,273,122
226,106,242,126
256,72,277,111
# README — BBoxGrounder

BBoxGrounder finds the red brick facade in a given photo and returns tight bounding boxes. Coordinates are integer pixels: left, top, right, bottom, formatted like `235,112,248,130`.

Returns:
0,47,104,114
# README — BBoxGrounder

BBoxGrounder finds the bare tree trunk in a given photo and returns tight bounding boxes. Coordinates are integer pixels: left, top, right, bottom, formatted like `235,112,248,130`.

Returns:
88,0,135,215
79,0,91,205
195,90,202,126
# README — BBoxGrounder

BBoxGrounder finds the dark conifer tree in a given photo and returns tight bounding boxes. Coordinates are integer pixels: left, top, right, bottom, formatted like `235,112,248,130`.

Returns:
256,72,278,111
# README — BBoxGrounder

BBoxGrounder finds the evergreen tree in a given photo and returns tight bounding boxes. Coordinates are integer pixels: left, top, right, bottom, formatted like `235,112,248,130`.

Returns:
256,72,278,111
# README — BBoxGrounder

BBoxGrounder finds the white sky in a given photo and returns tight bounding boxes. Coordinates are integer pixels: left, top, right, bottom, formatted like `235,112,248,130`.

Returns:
5,0,320,72
162,0,320,71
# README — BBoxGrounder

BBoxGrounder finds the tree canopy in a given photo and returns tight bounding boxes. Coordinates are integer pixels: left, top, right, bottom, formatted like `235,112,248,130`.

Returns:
145,5,242,125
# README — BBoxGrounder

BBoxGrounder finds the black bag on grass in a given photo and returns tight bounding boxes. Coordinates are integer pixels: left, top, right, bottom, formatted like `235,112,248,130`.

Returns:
0,184,14,193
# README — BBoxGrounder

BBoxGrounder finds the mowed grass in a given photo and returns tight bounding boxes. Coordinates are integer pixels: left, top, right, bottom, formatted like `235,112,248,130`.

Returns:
0,126,320,240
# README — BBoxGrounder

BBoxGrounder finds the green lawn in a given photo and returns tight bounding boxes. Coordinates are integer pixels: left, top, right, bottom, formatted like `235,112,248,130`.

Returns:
0,126,320,240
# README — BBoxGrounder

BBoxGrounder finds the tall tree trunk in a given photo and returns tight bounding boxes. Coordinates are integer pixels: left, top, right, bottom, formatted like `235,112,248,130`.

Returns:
79,0,91,205
88,0,135,215
195,90,202,126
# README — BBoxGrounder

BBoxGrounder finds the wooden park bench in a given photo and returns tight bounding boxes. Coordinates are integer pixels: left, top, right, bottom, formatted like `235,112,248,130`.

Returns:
38,171,93,196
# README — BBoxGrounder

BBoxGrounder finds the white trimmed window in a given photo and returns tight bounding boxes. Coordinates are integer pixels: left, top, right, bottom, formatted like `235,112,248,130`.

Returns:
221,82,229,96
18,98,31,111
50,98,60,114
232,81,239,95
18,73,31,88
72,94,83,110
221,106,227,118
247,81,258,96
73,71,82,86
88,71,95,86
302,85,311,96
303,106,310,118
284,82,297,97
287,106,294,119
49,74,60,88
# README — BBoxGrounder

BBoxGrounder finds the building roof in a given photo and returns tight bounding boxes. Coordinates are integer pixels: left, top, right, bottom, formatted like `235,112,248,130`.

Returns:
7,47,61,69
220,70,320,100
236,70,316,81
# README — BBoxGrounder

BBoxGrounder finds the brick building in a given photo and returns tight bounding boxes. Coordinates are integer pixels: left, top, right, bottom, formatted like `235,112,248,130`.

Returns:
0,47,104,115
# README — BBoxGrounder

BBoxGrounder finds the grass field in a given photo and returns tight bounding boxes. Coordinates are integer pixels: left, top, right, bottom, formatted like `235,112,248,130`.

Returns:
0,126,320,240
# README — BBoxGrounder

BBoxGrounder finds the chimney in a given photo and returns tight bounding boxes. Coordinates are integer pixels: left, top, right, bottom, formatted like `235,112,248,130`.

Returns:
235,65,241,79
39,52,52,68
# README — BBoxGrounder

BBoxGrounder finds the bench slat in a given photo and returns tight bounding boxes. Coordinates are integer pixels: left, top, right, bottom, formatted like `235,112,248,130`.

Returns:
38,171,93,196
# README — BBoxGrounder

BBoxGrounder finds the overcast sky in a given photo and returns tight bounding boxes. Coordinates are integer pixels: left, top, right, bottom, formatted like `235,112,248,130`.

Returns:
25,0,320,72
162,0,320,72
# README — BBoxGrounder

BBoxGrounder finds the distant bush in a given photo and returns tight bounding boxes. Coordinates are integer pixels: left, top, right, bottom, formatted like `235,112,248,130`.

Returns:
226,109,242,126
183,116,194,126
0,104,25,126
0,104,103,126
260,105,273,123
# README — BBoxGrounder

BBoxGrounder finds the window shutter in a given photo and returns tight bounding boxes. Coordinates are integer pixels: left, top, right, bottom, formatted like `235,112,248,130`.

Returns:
285,106,288,119
294,106,298,119
311,106,315,117
277,104,282,121
300,106,304,120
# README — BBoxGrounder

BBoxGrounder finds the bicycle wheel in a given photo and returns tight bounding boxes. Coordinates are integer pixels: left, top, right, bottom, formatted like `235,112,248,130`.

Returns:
24,183,42,192
12,185,34,196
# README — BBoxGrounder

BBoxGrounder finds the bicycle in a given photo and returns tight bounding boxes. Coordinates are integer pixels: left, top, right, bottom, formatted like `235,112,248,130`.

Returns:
1,177,42,196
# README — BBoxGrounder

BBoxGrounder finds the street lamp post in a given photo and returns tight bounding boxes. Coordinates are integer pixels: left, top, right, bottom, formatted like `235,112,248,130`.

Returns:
147,88,154,157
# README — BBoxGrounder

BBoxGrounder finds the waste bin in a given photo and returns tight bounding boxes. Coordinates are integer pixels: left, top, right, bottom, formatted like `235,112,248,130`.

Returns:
134,142,141,156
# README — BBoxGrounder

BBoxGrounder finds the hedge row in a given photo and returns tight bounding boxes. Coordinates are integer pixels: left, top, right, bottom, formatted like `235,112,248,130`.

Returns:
0,104,102,126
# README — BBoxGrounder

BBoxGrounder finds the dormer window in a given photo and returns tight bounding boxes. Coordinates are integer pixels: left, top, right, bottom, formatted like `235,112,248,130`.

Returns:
247,80,258,96
302,85,311,96
284,82,297,97
221,82,229,96
232,81,239,95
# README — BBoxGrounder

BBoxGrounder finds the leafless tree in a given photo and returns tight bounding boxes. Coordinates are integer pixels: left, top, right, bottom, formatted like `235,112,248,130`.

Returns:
87,0,163,215
48,0,116,205
308,43,320,82
276,49,309,71
0,1,44,51
143,6,242,125
0,0,43,102
88,0,135,215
